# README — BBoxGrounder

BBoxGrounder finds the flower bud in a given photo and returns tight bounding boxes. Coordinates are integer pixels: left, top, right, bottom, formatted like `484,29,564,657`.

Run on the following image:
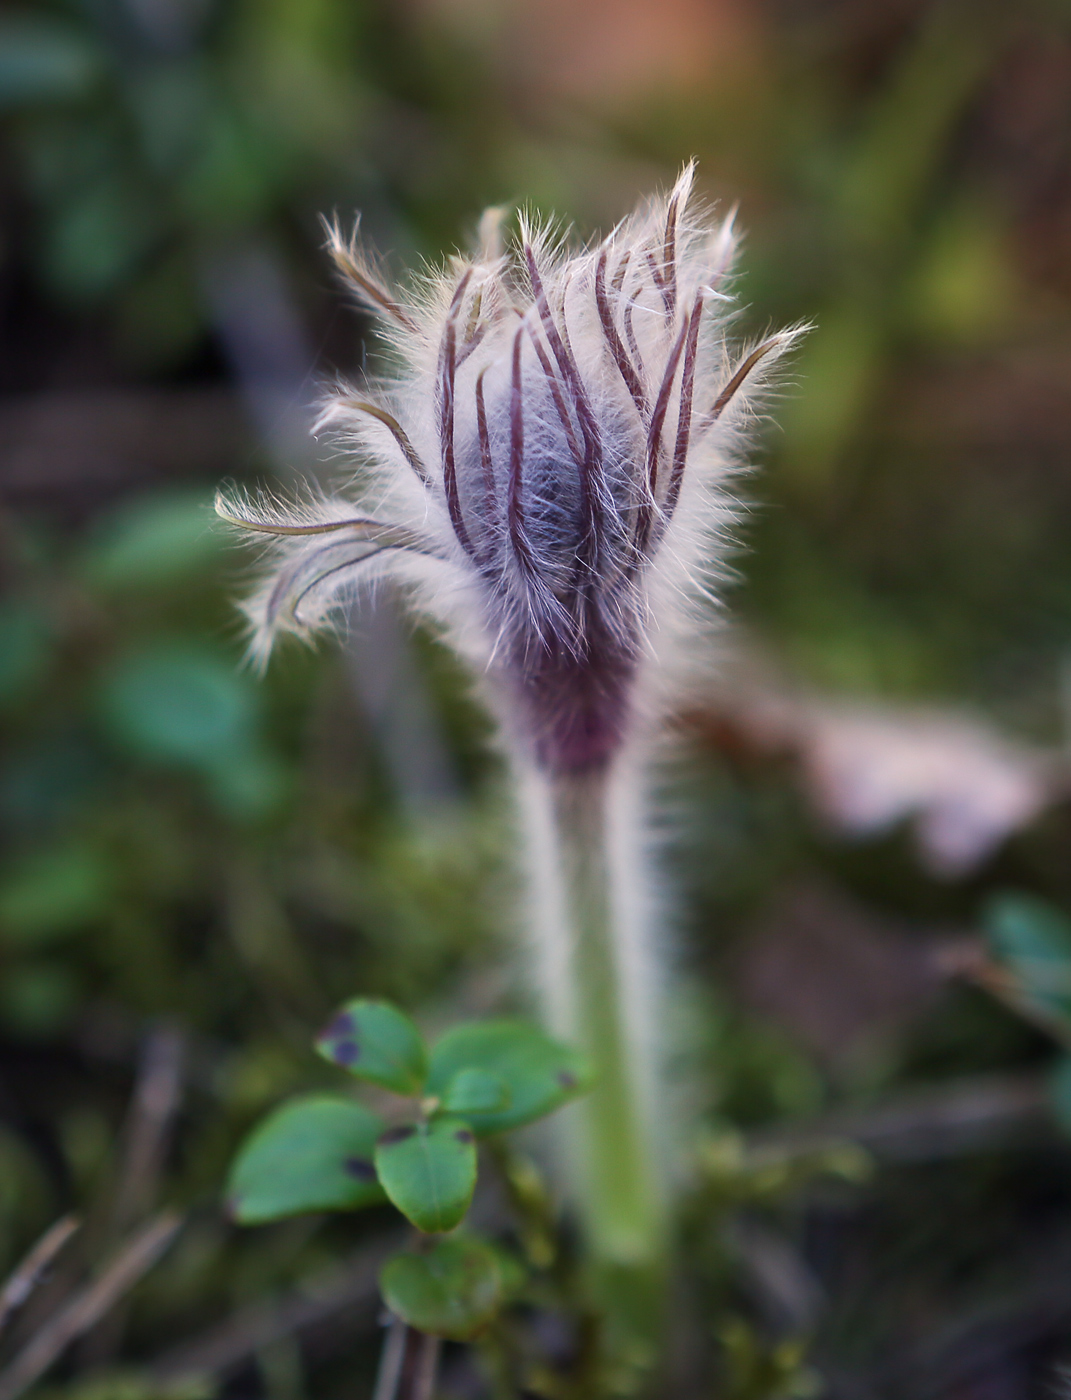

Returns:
218,164,802,776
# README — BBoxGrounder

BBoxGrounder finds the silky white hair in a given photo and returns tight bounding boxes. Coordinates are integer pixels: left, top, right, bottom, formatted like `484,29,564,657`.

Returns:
218,162,804,778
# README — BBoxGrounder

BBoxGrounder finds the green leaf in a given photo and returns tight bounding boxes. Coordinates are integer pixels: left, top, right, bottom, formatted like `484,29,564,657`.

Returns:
426,1020,592,1136
79,491,226,591
983,893,1071,1025
440,1067,510,1116
374,1116,477,1233
315,999,427,1095
379,1237,502,1340
99,645,258,769
227,1094,385,1224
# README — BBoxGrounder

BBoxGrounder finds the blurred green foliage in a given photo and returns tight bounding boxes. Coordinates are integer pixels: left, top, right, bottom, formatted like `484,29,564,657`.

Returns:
3,0,1071,1395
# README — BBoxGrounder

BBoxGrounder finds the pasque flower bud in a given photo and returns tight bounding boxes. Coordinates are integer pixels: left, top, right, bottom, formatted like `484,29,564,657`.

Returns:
218,164,800,777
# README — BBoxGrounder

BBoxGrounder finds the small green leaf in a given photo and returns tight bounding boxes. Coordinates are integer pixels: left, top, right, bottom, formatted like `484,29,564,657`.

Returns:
315,999,427,1095
380,1237,502,1340
227,1094,385,1224
426,1020,592,1136
440,1067,511,1116
983,893,1071,1025
374,1116,477,1233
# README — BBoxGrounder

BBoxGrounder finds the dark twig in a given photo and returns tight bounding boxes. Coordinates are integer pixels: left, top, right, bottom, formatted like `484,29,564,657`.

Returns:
372,1315,408,1400
0,1218,80,1339
747,1073,1050,1164
0,1212,181,1400
78,1027,184,1367
409,1332,441,1400
110,1024,185,1238
151,1235,400,1382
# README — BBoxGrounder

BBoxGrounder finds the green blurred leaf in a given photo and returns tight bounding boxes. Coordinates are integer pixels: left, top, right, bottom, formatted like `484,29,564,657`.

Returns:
379,1237,501,1339
983,893,1071,1027
374,1116,476,1233
0,843,113,943
904,200,1016,345
0,18,102,107
41,177,159,302
315,999,427,1095
227,1094,385,1224
98,644,258,769
440,1067,510,1116
426,1020,592,1136
206,751,289,822
1048,1054,1071,1137
0,601,53,707
0,963,79,1038
984,893,1071,969
79,492,225,591
980,896,1069,985
0,740,104,831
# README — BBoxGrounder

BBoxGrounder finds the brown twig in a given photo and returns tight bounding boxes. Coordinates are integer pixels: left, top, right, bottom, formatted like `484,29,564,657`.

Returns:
76,1024,185,1369
747,1072,1050,1164
0,1218,80,1338
371,1315,408,1400
408,1332,440,1400
0,1211,181,1400
151,1234,401,1382
110,1024,185,1238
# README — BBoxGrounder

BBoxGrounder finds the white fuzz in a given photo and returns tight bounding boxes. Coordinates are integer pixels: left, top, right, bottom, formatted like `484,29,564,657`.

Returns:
217,163,804,775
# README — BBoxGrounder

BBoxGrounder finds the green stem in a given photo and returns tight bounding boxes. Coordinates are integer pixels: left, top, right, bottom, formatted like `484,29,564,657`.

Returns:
522,764,666,1350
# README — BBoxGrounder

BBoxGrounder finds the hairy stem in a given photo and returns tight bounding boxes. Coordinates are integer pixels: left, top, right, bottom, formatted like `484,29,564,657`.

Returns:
520,763,666,1346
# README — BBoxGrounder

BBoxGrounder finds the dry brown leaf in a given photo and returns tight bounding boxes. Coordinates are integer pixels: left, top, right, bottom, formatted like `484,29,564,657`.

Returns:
692,644,1067,877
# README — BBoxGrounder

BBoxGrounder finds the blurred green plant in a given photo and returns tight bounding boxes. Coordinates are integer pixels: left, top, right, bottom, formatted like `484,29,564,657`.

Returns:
977,892,1071,1134
1,0,1071,1394
228,996,591,1368
0,0,526,368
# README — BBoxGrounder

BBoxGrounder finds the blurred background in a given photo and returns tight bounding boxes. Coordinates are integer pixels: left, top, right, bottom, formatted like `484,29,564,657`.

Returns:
3,0,1071,1396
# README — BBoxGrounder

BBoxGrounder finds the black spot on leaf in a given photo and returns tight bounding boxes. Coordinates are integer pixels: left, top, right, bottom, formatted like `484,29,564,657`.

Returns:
344,1156,377,1181
379,1124,417,1146
321,1011,356,1041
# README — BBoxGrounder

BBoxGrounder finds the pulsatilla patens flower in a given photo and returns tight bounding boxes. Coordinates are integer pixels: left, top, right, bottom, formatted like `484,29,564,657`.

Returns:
218,165,799,776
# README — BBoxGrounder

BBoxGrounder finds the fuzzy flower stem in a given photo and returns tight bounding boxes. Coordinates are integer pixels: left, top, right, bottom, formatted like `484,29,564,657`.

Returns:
522,759,665,1344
